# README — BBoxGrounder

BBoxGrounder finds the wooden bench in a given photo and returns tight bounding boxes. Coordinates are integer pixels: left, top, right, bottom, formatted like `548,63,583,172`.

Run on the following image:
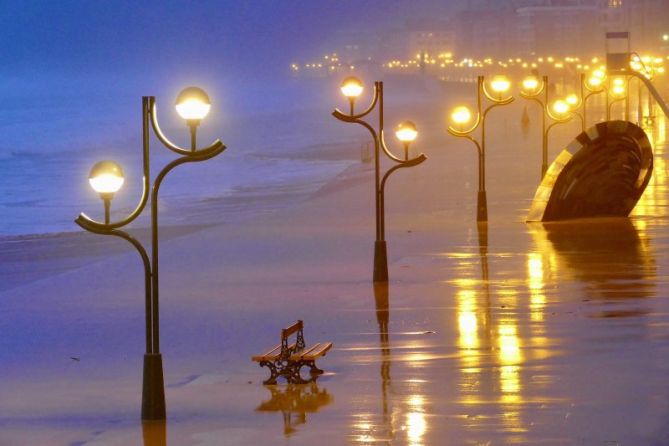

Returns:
252,320,332,385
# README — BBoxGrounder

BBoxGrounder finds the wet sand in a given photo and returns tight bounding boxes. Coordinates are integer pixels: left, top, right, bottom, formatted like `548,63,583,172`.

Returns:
0,99,668,445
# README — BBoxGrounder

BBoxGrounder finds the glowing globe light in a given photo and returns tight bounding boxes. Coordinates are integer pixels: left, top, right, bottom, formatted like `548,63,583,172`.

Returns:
175,87,211,121
552,100,570,117
89,160,125,194
340,76,363,98
450,106,472,126
611,84,626,97
490,75,511,94
565,94,579,107
395,121,418,143
613,77,625,87
521,76,540,93
587,75,604,88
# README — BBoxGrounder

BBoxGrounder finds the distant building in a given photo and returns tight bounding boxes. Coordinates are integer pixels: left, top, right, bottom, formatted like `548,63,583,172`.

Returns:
404,18,455,59
516,1,601,56
453,0,669,57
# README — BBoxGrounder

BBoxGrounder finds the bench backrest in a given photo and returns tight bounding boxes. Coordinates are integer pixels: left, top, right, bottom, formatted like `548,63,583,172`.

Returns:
281,320,305,353
282,320,303,340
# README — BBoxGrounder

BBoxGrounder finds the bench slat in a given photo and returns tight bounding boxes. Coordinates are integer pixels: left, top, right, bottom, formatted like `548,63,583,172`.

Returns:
252,342,296,362
302,342,332,360
289,343,320,361
290,342,332,361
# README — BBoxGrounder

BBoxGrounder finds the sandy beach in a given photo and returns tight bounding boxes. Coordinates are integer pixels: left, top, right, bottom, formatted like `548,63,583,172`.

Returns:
1,87,668,445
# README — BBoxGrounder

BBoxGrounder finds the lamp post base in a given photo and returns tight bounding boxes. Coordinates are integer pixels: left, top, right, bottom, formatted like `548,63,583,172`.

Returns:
142,353,166,421
373,240,389,283
541,163,548,180
142,419,166,445
476,190,488,222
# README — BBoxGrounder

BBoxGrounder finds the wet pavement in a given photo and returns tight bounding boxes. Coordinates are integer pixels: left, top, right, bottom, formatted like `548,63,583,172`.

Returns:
0,98,668,445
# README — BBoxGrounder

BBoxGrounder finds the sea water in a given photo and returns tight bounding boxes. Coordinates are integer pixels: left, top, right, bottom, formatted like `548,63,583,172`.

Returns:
0,77,360,237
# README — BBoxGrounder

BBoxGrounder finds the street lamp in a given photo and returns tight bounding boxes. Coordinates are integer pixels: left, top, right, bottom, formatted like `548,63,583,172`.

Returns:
582,70,606,128
447,75,514,222
332,79,427,282
395,120,418,160
565,89,584,132
76,87,226,421
520,75,573,179
88,161,125,225
607,77,628,120
175,87,211,151
544,99,573,169
340,76,364,115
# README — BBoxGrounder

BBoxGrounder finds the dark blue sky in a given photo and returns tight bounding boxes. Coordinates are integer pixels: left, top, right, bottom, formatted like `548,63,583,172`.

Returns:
1,1,462,79
0,0,463,152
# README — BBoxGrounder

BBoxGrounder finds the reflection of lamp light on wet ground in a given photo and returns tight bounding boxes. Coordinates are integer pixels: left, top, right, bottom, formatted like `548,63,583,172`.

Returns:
447,75,514,221
88,160,124,225
333,78,426,282
76,87,226,421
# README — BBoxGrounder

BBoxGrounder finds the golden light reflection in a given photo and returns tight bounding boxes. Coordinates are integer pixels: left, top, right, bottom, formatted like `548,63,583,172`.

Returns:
498,323,522,366
405,395,427,446
457,288,480,359
527,253,547,322
633,114,667,218
498,323,523,406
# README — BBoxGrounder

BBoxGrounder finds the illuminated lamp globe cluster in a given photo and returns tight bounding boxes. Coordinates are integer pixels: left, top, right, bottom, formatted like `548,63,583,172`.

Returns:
88,87,213,214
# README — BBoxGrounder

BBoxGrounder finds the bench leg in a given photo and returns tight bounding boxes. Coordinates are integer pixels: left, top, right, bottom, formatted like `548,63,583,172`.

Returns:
306,360,324,376
259,361,280,385
286,362,309,384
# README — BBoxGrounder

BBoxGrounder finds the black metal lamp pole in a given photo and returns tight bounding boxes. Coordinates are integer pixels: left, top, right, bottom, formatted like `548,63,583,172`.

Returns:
333,78,426,283
76,88,226,421
448,75,514,222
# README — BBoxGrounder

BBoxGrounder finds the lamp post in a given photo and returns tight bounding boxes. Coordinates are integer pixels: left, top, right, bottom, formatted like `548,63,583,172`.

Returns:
76,87,226,421
583,69,607,128
519,75,550,178
333,77,427,283
542,99,573,177
448,75,514,222
520,75,573,179
565,74,586,132
607,77,628,120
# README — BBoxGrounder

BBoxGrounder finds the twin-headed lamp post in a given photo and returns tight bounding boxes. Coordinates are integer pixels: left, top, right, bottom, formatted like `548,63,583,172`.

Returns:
519,75,573,179
583,69,607,128
607,76,628,120
447,75,514,222
77,87,226,421
333,77,426,282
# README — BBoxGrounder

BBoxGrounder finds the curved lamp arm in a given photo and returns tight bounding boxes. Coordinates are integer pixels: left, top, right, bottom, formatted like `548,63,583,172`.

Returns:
380,155,427,192
332,82,381,121
149,99,224,156
76,141,226,233
546,107,573,123
483,98,514,120
519,79,547,101
379,130,427,164
447,130,482,156
447,111,482,136
481,82,514,104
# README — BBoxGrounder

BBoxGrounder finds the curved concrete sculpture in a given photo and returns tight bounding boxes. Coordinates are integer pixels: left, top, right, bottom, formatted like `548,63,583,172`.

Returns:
527,121,653,222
